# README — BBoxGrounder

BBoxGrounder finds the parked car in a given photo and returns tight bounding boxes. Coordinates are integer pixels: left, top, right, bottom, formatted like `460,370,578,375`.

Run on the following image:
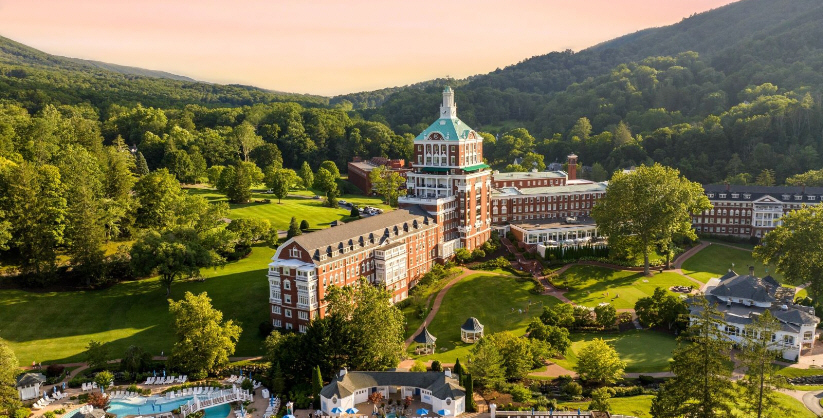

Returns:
339,200,350,207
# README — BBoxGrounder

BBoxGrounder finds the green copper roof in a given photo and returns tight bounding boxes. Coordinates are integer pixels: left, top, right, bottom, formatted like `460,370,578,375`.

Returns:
415,117,475,141
463,163,490,172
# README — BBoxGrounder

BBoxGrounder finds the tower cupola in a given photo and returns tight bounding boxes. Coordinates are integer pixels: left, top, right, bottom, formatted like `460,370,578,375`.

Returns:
439,86,457,119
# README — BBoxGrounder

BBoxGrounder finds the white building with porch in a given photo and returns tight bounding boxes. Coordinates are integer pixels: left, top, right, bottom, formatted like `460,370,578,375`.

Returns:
694,267,820,361
319,369,465,417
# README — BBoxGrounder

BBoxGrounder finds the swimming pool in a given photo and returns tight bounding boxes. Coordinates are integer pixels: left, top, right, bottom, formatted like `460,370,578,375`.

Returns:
105,396,231,418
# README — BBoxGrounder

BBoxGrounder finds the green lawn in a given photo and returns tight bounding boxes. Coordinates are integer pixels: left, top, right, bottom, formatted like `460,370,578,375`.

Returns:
550,330,678,373
681,243,784,284
0,244,276,366
557,395,654,418
557,392,812,418
555,266,697,309
185,187,390,232
776,366,823,378
410,274,561,364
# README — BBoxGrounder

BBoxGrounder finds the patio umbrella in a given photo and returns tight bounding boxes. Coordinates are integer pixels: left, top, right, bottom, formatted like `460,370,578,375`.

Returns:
416,409,429,416
153,370,156,377
436,410,450,416
346,408,359,414
331,407,344,414
283,415,296,418
163,369,166,377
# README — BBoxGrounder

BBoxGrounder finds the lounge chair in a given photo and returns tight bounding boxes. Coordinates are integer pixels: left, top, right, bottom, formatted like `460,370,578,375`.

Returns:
92,382,98,389
181,375,187,383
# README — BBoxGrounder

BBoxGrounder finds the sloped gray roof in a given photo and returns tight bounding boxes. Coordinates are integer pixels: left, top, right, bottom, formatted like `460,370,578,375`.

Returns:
320,371,464,400
711,274,776,303
287,205,435,263
461,317,484,332
414,326,437,345
16,373,46,388
718,270,737,281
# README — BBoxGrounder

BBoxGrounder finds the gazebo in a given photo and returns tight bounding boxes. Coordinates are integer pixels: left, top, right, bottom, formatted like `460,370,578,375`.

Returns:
16,373,46,401
460,317,484,343
414,325,437,355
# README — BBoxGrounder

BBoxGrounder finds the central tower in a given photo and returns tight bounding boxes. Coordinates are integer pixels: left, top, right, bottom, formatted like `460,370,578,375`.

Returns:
398,87,492,258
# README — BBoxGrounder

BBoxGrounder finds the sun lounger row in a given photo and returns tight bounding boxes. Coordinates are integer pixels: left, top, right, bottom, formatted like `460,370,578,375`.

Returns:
80,382,98,391
263,398,281,418
109,391,141,399
143,375,187,385
165,386,220,399
31,391,67,409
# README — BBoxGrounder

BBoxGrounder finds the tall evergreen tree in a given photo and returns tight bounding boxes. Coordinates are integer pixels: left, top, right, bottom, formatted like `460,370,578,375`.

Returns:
651,297,734,418
312,365,323,409
135,151,150,176
464,373,476,413
298,161,314,190
739,310,787,418
287,216,302,239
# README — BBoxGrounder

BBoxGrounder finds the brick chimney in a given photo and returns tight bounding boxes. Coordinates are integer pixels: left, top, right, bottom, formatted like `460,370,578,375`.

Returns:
567,154,578,180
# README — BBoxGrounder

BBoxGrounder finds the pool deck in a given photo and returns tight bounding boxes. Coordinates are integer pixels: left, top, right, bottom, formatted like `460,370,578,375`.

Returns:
26,379,266,418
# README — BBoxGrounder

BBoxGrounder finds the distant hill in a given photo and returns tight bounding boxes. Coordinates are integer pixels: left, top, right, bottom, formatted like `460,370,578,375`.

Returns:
0,34,328,111
64,58,195,82
359,0,823,129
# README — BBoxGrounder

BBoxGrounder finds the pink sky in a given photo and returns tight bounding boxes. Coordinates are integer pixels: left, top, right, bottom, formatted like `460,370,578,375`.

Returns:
0,0,739,96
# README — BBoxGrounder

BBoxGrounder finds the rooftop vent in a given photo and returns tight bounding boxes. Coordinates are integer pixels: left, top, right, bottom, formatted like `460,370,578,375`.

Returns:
781,305,789,311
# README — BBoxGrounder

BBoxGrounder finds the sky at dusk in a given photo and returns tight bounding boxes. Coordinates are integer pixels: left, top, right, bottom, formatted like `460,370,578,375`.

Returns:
0,0,740,96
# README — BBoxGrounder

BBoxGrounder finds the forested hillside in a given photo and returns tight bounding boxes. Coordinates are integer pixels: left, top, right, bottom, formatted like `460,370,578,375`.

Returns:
354,0,823,184
0,35,327,111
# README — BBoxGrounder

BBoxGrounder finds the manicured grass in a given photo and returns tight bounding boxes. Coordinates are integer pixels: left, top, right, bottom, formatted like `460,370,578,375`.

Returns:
401,268,463,340
776,366,823,378
681,243,784,284
557,395,654,418
550,330,678,373
185,187,390,232
555,266,697,309
0,244,277,366
410,274,561,364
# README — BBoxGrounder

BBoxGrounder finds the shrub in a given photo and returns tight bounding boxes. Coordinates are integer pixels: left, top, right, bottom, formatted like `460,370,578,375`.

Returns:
44,412,56,418
299,220,309,230
637,375,655,385
563,381,582,397
410,360,427,372
53,409,66,415
507,383,532,403
241,378,254,391
14,408,31,418
472,248,486,259
431,360,442,372
69,376,91,388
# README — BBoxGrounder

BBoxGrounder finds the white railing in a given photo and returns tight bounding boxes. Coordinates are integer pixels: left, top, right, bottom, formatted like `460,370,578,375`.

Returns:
180,388,254,418
496,411,637,418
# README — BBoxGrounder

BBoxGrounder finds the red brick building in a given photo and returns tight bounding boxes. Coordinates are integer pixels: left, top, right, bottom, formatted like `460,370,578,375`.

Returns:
268,87,492,332
347,157,411,195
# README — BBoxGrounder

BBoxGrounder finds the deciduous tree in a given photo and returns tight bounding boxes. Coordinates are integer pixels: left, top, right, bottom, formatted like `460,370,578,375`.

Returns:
592,164,711,275
298,161,314,190
168,291,242,379
265,167,297,204
0,338,21,417
739,310,786,418
233,122,264,162
754,205,823,299
85,340,109,370
575,338,626,384
468,336,504,388
368,165,407,207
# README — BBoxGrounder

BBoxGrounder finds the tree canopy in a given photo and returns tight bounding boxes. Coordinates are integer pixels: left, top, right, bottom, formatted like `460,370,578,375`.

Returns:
592,163,711,274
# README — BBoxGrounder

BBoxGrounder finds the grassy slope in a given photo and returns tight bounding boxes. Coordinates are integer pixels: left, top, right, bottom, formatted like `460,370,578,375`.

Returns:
550,330,678,374
410,274,561,364
555,266,696,309
681,243,783,284
0,245,275,366
186,187,391,231
557,395,654,418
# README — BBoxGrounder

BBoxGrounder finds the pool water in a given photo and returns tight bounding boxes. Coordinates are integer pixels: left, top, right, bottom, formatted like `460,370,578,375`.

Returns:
105,396,231,418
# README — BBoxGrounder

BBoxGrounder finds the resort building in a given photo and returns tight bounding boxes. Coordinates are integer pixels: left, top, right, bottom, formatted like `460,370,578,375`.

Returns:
694,267,819,361
320,369,466,417
269,87,492,331
347,157,411,195
509,217,600,246
694,184,823,239
398,86,493,254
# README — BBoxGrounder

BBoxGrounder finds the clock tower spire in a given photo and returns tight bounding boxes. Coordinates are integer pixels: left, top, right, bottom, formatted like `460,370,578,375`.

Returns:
439,86,457,119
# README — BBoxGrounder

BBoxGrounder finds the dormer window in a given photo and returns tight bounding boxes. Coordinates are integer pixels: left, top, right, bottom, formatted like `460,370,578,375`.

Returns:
809,196,816,201
731,193,739,198
795,195,802,201
719,193,726,199
708,193,715,198
289,248,302,258
744,194,751,199
782,194,790,200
